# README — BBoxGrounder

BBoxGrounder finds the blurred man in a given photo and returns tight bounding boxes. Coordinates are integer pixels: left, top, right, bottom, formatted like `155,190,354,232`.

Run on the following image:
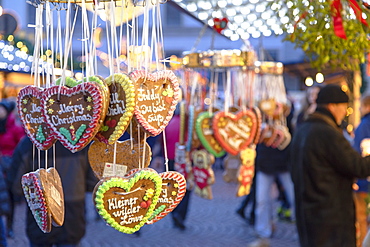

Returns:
290,84,370,247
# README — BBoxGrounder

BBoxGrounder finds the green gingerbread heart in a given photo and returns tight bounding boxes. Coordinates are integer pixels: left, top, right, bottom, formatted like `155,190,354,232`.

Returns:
195,111,226,158
94,169,162,234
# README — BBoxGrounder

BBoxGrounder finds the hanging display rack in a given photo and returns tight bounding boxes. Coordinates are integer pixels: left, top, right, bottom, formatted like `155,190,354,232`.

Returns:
180,49,283,75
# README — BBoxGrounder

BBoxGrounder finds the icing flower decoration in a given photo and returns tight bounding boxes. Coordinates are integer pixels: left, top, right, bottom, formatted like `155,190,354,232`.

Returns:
172,191,177,196
86,105,92,111
162,88,174,98
174,183,179,188
87,96,92,102
145,188,155,199
48,109,54,114
22,99,28,104
48,99,55,104
23,108,27,113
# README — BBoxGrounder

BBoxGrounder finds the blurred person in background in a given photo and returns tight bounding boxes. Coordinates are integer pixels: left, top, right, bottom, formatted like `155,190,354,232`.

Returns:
0,100,24,238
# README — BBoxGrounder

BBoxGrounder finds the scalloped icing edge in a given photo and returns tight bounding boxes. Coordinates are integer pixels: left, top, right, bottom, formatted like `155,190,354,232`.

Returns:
195,111,226,158
212,111,257,156
130,70,180,136
17,86,56,151
94,170,162,234
146,171,186,224
96,73,136,144
41,82,104,153
22,170,51,233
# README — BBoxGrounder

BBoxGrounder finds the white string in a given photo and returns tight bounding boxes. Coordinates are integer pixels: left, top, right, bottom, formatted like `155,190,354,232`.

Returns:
142,133,147,169
225,70,231,113
81,0,90,77
162,129,169,172
45,150,48,170
113,141,117,175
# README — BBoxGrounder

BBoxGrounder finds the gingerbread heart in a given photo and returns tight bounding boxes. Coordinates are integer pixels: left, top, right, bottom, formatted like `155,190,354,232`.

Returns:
39,168,65,227
41,82,106,153
212,111,258,156
130,70,180,136
94,169,162,234
146,171,186,224
96,73,136,144
195,111,225,158
88,139,152,180
22,170,52,233
17,86,56,150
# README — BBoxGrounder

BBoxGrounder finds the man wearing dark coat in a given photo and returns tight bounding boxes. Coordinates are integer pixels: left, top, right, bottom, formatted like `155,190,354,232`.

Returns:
290,84,370,247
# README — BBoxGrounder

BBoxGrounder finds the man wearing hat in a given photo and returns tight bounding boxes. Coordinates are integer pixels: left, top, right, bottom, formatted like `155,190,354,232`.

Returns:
290,84,370,247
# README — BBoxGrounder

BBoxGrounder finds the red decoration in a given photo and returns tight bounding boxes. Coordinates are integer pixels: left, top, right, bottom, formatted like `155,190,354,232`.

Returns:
213,17,228,34
331,0,347,39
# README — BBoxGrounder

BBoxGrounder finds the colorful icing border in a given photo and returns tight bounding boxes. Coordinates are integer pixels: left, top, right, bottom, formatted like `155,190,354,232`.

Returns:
212,111,258,156
96,73,136,144
17,86,56,151
94,170,162,234
22,171,50,233
146,171,186,224
41,82,104,153
195,111,226,158
130,70,180,136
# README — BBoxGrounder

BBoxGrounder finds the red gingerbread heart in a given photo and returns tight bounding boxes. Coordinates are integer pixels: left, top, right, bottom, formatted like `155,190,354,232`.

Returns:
17,86,56,150
41,82,106,153
146,171,186,224
212,110,258,155
130,70,180,136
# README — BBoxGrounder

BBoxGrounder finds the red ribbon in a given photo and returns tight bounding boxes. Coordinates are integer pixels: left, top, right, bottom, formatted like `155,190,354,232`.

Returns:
348,0,368,26
331,0,347,39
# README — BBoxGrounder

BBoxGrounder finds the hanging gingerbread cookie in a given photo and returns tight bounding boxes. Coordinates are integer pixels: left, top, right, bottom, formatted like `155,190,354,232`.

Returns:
236,147,256,197
130,70,180,136
192,149,215,200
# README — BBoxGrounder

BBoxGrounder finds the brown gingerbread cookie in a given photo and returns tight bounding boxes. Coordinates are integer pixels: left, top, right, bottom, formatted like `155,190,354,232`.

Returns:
39,167,65,227
93,169,162,234
88,139,152,180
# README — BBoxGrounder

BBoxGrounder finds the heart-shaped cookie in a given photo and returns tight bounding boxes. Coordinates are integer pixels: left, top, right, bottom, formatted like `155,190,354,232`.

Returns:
96,73,136,144
130,70,180,136
195,111,225,158
17,86,56,150
88,139,152,180
212,110,258,156
39,168,65,227
94,169,162,234
41,82,105,153
146,171,186,224
22,170,51,233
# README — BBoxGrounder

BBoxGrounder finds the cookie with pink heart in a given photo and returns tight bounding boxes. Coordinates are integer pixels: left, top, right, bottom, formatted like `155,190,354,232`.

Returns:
130,70,180,136
17,86,56,150
41,82,106,153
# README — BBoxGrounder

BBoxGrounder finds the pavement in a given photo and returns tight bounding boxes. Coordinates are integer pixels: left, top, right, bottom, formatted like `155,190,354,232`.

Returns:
7,168,299,247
